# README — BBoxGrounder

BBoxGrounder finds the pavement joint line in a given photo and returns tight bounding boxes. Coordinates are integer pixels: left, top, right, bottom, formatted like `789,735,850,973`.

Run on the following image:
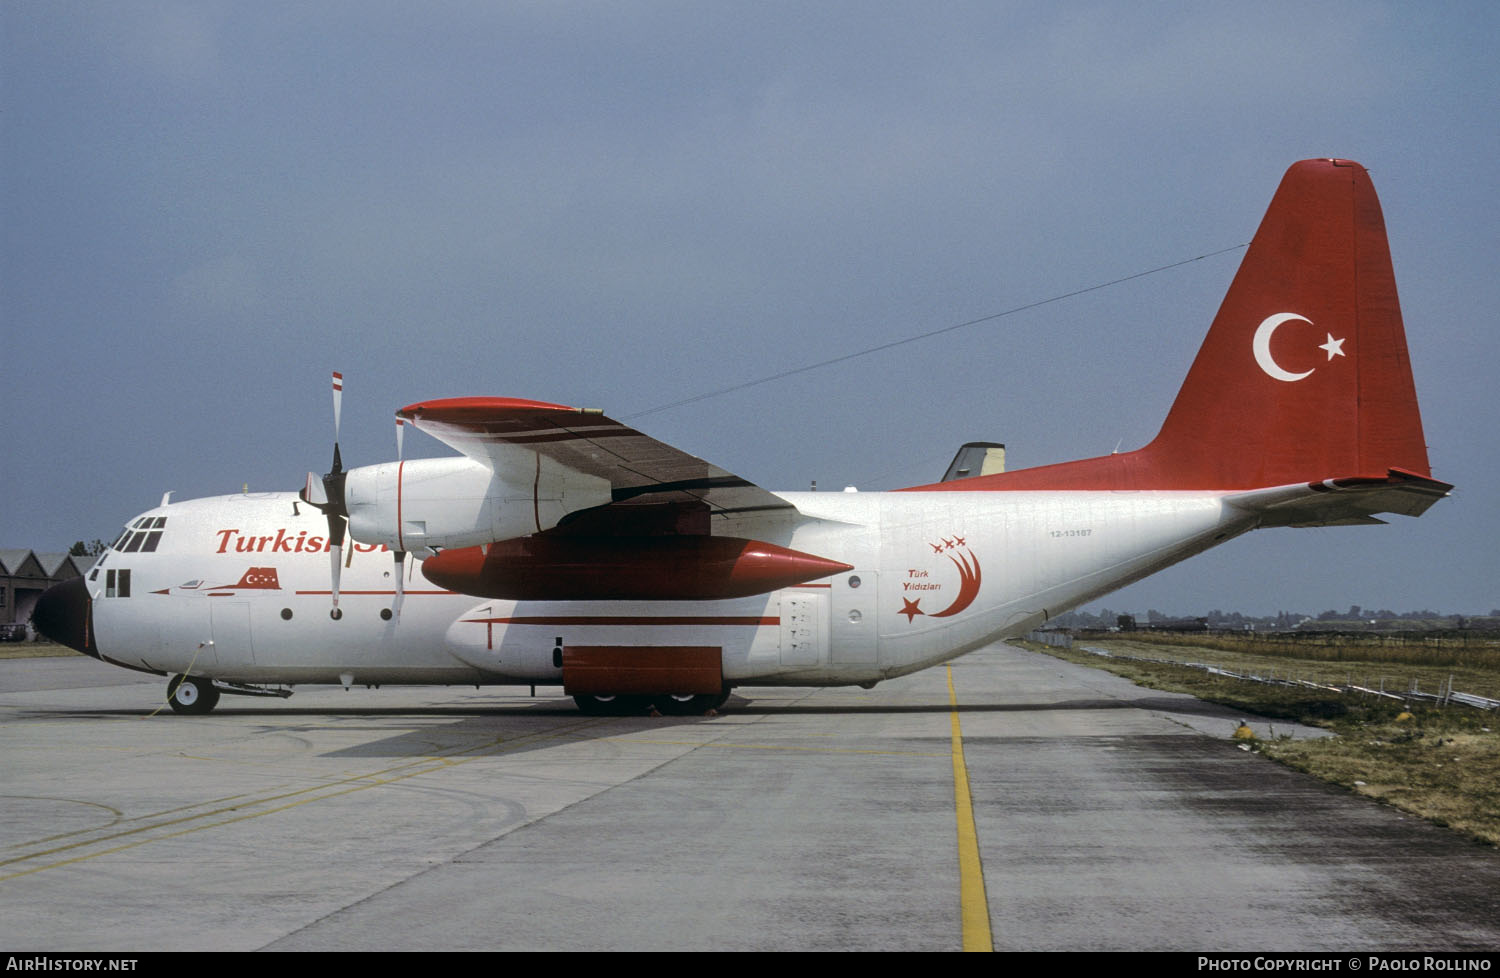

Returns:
615,737,945,757
0,714,610,880
948,665,993,952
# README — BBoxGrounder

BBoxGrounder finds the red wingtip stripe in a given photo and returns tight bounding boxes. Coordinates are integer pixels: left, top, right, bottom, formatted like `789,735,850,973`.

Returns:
397,396,578,423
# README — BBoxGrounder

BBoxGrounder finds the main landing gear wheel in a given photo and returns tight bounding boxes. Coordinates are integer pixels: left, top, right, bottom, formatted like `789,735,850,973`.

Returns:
167,674,220,715
571,694,653,716
655,691,729,715
573,689,730,716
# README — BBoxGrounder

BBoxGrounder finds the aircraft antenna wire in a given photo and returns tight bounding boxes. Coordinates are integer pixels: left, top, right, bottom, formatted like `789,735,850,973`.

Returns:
625,243,1248,420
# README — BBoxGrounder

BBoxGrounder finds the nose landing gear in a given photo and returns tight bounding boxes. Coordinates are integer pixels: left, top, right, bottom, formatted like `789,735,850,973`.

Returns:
166,674,221,715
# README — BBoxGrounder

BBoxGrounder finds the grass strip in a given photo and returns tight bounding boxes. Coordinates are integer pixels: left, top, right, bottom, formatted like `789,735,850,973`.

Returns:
1022,638,1500,847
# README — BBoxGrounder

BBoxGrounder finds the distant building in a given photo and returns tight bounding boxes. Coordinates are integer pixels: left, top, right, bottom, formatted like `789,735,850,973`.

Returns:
1,550,94,640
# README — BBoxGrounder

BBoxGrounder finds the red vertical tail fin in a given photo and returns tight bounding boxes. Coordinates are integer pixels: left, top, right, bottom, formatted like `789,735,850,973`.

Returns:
1146,158,1431,487
910,159,1436,493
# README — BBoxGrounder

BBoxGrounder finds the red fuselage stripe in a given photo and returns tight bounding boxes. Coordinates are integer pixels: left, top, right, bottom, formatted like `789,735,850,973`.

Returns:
464,616,779,627
295,589,456,596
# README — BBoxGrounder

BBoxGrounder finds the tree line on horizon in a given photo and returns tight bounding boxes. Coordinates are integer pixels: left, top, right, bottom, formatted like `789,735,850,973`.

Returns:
1053,605,1500,631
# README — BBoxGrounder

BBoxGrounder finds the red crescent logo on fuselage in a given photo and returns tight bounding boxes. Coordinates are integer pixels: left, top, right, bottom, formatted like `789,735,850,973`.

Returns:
898,537,981,622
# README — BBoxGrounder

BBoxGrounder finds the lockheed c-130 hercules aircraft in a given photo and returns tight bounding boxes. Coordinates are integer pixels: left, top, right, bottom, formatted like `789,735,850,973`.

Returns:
34,159,1450,715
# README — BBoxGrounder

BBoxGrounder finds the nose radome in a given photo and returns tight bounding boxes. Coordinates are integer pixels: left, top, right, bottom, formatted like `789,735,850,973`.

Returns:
31,577,96,657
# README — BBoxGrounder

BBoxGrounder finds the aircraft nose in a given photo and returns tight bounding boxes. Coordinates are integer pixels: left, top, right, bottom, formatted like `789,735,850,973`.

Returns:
31,577,96,658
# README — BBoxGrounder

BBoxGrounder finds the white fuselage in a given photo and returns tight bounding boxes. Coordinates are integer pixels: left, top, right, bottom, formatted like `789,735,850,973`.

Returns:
82,486,1254,690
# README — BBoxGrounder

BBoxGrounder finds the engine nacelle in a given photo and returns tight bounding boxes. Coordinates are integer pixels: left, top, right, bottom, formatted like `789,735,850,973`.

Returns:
344,455,612,552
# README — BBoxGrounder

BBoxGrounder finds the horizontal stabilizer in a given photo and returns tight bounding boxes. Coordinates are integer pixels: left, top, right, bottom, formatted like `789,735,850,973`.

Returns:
1226,470,1452,528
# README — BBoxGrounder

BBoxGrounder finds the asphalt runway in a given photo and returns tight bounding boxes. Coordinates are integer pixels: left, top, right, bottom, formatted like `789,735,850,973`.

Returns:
3,643,1498,951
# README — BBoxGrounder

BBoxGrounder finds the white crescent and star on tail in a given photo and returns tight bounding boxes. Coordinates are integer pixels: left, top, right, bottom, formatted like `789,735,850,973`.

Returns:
1253,312,1346,382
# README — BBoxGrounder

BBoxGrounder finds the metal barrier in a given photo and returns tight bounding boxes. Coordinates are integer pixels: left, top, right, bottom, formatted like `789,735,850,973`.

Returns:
1065,644,1498,712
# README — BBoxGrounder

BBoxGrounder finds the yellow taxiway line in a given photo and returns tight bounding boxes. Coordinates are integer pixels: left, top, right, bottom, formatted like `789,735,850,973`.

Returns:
947,665,993,951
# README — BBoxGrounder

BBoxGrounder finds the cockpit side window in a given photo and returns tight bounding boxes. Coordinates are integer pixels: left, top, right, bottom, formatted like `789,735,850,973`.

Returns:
105,568,131,598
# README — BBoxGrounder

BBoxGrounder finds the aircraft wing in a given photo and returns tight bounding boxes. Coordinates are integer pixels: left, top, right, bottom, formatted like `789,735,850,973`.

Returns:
397,397,798,536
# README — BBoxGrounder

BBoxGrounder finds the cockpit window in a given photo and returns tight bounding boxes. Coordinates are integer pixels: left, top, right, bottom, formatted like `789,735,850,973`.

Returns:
105,568,131,598
115,518,167,553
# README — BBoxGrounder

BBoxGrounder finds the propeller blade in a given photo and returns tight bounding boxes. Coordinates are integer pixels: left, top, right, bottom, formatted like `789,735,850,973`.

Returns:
331,371,343,444
316,371,349,620
328,545,343,619
396,417,405,461
303,472,328,506
391,550,406,619
328,511,347,620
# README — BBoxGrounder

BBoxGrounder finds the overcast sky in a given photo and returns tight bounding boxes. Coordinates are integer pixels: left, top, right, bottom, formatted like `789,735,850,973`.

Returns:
4,2,1496,616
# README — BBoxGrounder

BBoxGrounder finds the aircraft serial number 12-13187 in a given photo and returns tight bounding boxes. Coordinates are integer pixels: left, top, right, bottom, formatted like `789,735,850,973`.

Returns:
34,160,1451,715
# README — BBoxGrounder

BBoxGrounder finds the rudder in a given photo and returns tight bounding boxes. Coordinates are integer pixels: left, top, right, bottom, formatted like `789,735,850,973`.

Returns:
1147,158,1431,488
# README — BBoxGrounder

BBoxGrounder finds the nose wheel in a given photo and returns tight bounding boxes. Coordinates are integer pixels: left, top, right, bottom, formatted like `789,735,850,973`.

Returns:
167,674,221,715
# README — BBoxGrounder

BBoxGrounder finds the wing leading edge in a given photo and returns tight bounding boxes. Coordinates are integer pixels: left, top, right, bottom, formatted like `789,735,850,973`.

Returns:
397,397,800,536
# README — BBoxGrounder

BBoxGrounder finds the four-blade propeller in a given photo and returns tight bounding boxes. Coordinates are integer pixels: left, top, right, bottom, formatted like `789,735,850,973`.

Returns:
299,372,407,620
